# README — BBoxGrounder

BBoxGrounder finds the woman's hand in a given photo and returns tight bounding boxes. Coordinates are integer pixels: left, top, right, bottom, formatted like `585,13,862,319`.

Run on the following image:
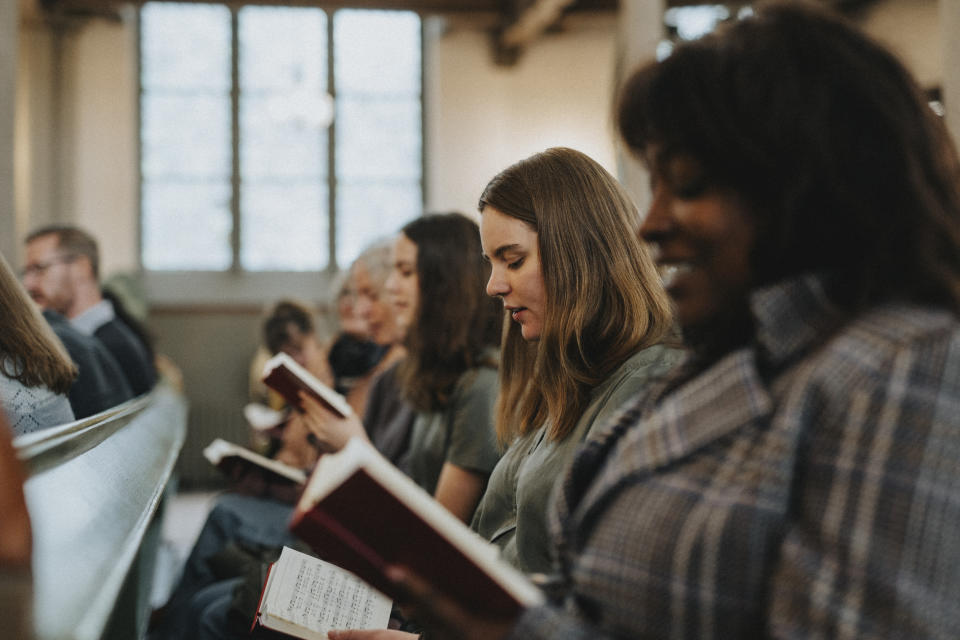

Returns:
273,413,320,469
380,566,518,640
298,391,369,453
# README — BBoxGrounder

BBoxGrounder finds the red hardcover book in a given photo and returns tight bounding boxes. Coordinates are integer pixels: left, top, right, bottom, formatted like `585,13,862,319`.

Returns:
261,352,353,418
289,438,544,619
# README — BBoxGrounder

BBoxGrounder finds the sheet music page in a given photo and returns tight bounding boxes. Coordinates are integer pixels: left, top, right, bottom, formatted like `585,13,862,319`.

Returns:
264,547,392,633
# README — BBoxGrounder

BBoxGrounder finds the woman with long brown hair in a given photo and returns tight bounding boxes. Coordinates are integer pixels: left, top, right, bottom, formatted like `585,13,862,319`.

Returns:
0,251,75,434
470,146,680,574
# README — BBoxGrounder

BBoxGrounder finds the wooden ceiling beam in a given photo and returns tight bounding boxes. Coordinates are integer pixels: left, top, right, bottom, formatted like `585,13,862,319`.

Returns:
492,0,615,66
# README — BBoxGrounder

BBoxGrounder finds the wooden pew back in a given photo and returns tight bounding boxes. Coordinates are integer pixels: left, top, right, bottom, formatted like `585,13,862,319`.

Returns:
13,385,187,640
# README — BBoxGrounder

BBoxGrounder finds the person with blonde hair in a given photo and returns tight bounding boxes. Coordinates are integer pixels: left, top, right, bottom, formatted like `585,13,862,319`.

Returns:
0,252,75,434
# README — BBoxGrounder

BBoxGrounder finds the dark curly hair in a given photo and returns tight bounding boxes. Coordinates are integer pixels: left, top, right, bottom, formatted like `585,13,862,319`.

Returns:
618,1,960,314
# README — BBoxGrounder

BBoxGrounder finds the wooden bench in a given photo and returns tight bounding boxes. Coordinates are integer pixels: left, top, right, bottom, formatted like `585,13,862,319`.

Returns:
12,384,187,640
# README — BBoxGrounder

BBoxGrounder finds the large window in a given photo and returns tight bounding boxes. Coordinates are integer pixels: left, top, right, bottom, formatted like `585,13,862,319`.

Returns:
140,2,422,273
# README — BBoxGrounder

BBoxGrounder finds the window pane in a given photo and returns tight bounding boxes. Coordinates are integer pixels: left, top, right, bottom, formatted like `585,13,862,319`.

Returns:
334,10,421,95
239,7,326,92
142,94,230,179
241,182,328,271
334,10,421,268
337,181,421,266
240,96,327,179
141,3,231,91
336,97,420,180
142,181,232,270
141,2,231,271
240,6,330,271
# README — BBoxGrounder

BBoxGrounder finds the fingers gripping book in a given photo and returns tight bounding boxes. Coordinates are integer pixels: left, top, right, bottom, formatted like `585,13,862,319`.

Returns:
261,352,353,417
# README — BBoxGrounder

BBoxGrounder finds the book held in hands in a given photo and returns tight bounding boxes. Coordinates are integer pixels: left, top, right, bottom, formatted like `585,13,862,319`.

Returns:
289,437,545,619
253,546,391,639
203,438,307,485
262,352,353,417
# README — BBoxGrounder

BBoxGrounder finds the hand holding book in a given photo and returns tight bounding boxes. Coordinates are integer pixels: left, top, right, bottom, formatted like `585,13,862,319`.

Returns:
298,390,369,454
290,438,544,630
322,563,518,640
326,565,519,640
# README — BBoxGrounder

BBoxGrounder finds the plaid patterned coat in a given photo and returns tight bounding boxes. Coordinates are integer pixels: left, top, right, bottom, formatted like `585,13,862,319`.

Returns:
507,275,960,639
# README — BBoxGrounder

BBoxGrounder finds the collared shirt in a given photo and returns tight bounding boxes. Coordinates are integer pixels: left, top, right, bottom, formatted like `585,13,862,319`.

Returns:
70,299,116,336
508,274,960,639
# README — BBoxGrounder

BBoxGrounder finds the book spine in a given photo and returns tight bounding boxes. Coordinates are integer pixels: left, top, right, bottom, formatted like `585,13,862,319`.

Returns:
252,562,276,632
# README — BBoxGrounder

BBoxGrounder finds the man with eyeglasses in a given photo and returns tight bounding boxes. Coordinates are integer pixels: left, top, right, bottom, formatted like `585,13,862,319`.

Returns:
23,225,157,398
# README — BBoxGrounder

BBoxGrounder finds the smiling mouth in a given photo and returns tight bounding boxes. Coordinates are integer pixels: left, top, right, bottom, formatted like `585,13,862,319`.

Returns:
658,263,694,289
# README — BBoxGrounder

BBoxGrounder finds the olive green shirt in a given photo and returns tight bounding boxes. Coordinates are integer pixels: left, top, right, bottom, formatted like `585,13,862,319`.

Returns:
470,344,684,575
407,365,501,496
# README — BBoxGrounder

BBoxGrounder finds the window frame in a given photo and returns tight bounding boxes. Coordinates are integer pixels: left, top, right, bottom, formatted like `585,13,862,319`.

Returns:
136,4,426,305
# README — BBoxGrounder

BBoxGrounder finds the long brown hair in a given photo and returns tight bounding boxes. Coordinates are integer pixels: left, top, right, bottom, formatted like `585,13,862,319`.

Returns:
479,147,673,443
397,213,503,412
0,252,77,394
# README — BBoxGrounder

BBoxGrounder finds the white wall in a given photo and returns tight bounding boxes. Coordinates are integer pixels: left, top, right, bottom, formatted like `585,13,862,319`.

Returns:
16,9,139,277
425,13,620,219
861,0,941,89
69,9,139,275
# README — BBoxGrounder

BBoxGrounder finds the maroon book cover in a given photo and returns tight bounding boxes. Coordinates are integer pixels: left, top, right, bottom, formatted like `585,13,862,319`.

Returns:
289,468,532,619
261,352,352,418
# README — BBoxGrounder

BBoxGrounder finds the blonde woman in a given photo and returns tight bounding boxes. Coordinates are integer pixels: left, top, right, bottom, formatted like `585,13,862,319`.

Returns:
0,252,75,435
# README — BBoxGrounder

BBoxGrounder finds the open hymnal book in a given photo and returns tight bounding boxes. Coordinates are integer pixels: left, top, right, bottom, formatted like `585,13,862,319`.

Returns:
262,352,353,418
203,438,307,485
290,437,545,619
254,546,391,639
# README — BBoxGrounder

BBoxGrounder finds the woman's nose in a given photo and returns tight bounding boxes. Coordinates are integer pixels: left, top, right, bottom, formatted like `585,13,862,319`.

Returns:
486,268,508,298
639,185,674,243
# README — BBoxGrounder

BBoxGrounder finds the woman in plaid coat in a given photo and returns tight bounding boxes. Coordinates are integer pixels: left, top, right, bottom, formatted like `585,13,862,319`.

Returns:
340,3,960,639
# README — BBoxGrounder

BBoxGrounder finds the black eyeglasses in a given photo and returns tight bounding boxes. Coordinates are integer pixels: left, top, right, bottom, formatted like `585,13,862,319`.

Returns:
20,255,77,279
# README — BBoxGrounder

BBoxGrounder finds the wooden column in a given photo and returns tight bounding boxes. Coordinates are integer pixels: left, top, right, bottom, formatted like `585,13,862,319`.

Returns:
942,0,960,146
615,0,663,219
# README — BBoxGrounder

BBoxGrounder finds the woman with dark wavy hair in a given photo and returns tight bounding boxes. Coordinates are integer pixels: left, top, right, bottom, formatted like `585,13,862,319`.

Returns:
302,213,503,524
335,4,960,640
